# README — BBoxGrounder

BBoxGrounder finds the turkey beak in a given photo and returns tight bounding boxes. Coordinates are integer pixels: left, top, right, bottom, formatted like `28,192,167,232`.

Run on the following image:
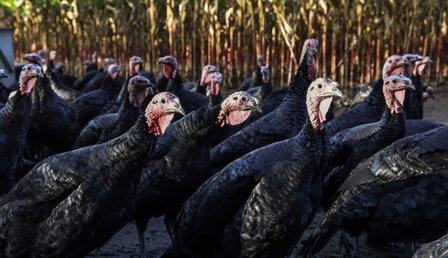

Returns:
168,101,185,116
246,98,262,113
402,79,415,91
323,84,343,99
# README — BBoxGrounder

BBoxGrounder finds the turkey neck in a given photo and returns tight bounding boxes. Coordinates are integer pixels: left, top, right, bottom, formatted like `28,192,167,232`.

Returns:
260,81,272,101
169,105,221,142
100,75,120,96
278,62,313,119
0,91,32,141
291,119,328,183
91,114,156,172
115,90,141,134
166,73,183,93
31,76,58,106
379,106,406,130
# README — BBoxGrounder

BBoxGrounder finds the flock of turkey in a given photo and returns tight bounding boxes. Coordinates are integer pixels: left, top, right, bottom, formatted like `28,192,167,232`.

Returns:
0,38,447,258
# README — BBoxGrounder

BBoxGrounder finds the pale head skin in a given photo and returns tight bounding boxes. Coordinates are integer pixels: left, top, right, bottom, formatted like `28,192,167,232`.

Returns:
128,56,144,76
200,64,217,85
217,91,261,127
383,74,415,114
382,55,409,80
306,78,342,131
128,75,155,107
19,64,44,95
107,64,121,80
203,72,223,96
145,92,185,136
159,55,178,79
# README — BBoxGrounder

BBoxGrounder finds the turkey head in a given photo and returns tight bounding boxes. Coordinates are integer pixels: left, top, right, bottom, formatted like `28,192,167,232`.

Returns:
107,64,121,80
159,55,178,79
217,91,261,127
383,74,415,114
382,55,409,79
298,38,319,81
200,64,217,86
23,53,44,66
145,92,184,136
203,72,223,96
128,75,155,107
19,64,44,95
414,56,432,76
128,56,144,77
306,78,342,131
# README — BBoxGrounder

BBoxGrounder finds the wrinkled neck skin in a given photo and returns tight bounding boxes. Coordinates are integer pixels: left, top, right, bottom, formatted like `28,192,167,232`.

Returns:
308,97,326,131
382,89,406,125
146,110,174,136
216,104,252,127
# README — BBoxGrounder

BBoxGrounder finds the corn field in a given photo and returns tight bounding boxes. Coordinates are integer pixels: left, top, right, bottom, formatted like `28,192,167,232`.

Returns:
0,0,447,89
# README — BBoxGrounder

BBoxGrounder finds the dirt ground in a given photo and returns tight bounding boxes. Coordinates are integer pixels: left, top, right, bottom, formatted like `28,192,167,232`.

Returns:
87,82,448,258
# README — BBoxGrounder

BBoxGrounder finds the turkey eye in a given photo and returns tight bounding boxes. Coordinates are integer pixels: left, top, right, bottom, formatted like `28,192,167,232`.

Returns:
27,67,31,70
241,97,247,102
161,99,166,104
392,80,397,84
388,60,392,63
310,87,314,91
385,81,390,85
318,84,322,89
233,97,238,100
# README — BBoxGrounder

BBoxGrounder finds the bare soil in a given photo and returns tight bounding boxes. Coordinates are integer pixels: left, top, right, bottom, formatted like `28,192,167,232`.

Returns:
88,82,448,258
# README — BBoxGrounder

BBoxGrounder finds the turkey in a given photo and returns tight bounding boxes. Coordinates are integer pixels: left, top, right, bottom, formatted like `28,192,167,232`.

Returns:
116,55,155,105
47,68,81,102
324,55,409,137
81,57,122,93
0,64,43,194
133,91,260,257
189,64,216,94
210,39,319,168
403,53,433,119
0,92,184,257
202,71,224,107
157,55,209,114
73,75,156,148
237,54,265,91
167,78,342,258
70,63,122,126
321,74,415,210
28,93,184,257
27,65,80,157
299,125,448,257
245,65,273,102
72,53,100,90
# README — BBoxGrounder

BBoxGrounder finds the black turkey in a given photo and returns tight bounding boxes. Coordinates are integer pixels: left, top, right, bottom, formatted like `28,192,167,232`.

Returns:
0,92,184,257
0,64,42,194
133,91,260,257
210,39,319,168
167,78,342,258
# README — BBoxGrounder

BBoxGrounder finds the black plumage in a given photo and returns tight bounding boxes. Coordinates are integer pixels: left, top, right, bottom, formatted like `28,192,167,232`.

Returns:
300,125,448,257
70,65,122,126
209,39,319,168
0,64,42,194
28,72,80,155
321,74,414,210
324,55,409,137
47,69,81,101
0,92,184,257
73,75,155,148
133,91,260,256
167,78,341,258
